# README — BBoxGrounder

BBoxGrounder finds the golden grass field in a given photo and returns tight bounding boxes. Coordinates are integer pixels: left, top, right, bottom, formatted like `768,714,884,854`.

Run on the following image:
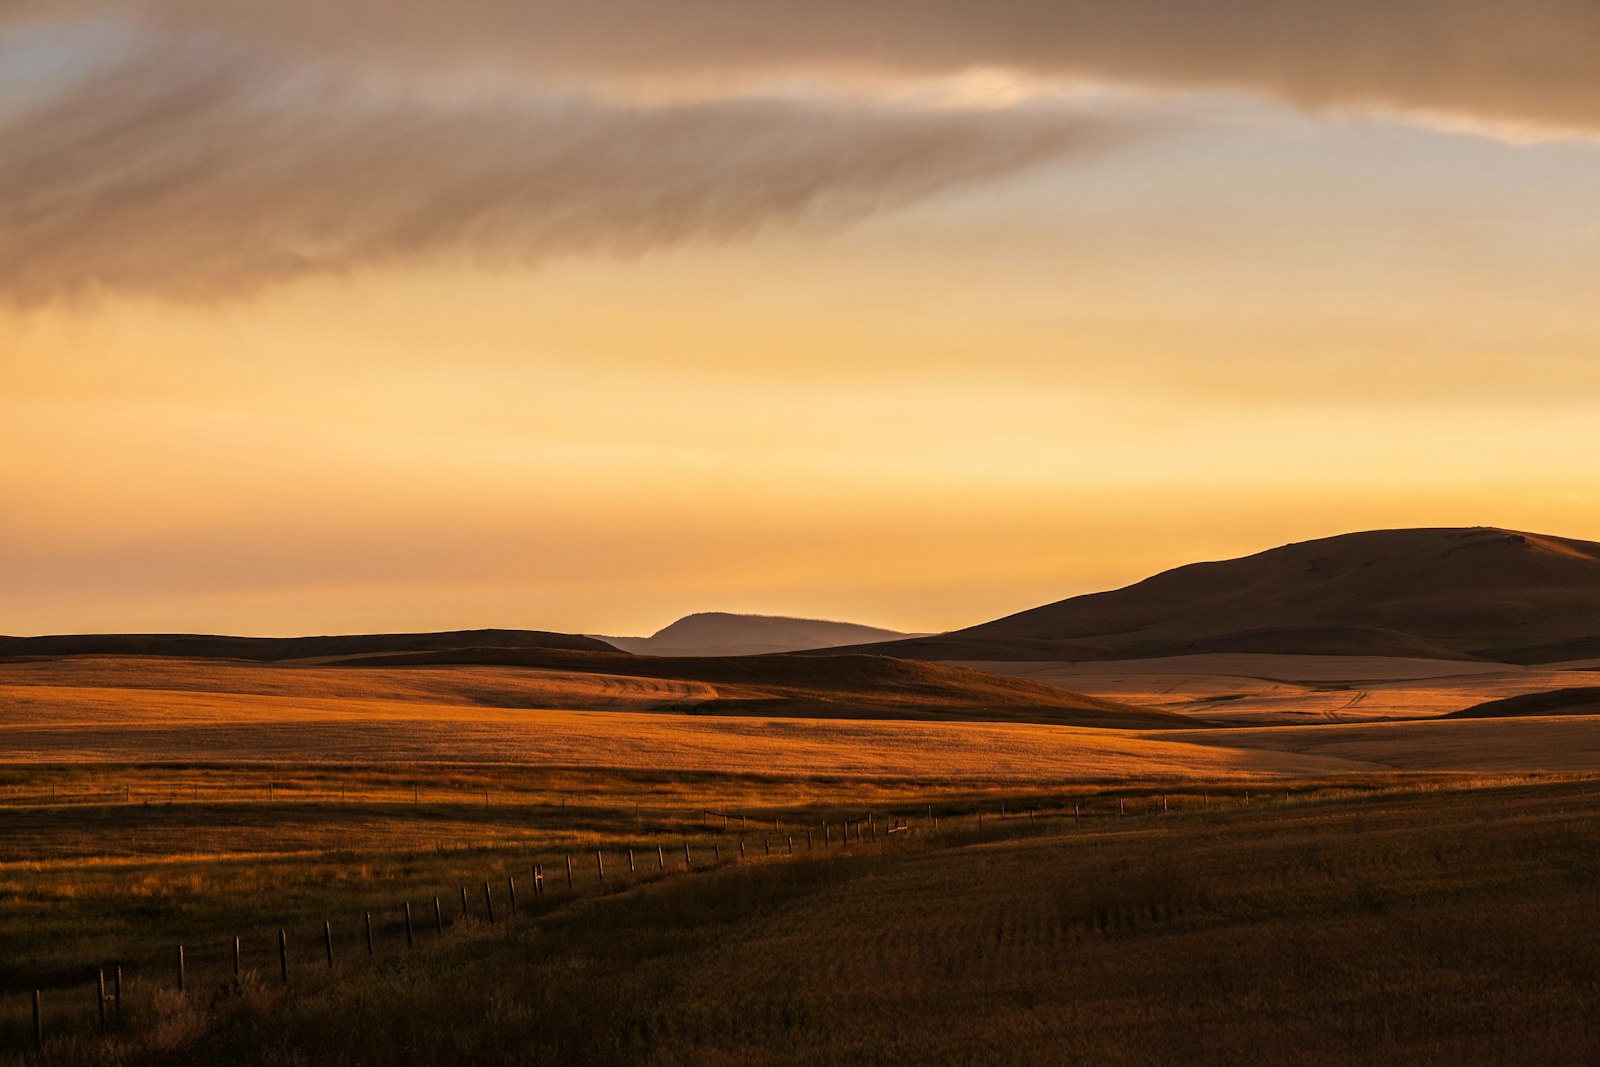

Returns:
8,776,1599,1066
7,650,1600,1063
6,655,1600,778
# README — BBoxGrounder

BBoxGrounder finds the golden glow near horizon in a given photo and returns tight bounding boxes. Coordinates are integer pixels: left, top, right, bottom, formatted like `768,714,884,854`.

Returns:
4,6,1600,637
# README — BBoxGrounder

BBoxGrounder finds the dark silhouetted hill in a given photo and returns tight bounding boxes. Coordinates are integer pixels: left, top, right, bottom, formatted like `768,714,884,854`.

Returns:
0,629,618,662
1445,686,1600,719
829,527,1600,664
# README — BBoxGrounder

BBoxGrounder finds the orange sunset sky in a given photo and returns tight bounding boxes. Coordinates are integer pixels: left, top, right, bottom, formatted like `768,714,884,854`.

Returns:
4,2,1599,636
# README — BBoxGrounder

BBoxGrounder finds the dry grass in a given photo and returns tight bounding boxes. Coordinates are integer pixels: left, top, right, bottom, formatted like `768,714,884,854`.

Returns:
0,680,1352,777
16,777,1598,1066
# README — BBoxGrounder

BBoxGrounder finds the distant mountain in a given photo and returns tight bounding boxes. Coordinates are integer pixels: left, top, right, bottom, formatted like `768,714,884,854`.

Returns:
594,612,923,657
827,527,1600,664
0,629,618,661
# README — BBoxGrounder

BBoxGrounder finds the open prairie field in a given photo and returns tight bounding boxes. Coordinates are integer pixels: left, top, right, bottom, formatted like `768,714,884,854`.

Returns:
8,656,1600,781
8,651,1600,1063
0,655,1322,778
0,652,1176,727
8,776,1600,1065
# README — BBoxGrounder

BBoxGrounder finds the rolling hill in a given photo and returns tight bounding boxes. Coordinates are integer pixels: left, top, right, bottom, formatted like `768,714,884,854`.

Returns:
0,629,618,661
594,612,920,656
828,527,1600,664
322,645,1188,727
1444,686,1600,719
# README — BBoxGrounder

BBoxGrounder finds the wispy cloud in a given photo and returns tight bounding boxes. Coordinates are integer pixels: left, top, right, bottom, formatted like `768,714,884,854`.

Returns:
9,1,1599,134
0,40,1139,301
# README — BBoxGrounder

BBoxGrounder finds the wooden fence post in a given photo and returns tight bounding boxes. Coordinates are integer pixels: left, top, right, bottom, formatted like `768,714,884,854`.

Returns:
404,902,414,947
97,968,107,1028
565,854,573,888
657,845,665,871
764,838,771,856
628,849,635,873
365,911,374,956
32,989,41,1053
508,876,517,915
824,822,830,847
534,864,545,897
434,896,444,935
176,944,185,994
278,929,289,984
114,965,123,1018
738,836,746,860
1074,803,1080,827
460,886,470,919
596,850,604,883
233,935,241,977
324,920,334,970
684,841,692,870
1119,798,1125,817
483,882,495,924
787,836,793,854
712,842,720,862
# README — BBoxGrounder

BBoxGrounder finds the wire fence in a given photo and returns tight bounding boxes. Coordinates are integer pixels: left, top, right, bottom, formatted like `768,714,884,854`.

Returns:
5,787,1280,1059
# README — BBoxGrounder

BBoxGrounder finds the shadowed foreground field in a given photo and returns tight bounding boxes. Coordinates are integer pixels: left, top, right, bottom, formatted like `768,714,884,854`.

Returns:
8,777,1600,1065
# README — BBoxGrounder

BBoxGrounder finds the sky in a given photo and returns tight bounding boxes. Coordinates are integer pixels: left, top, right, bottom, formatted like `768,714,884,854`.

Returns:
3,2,1599,637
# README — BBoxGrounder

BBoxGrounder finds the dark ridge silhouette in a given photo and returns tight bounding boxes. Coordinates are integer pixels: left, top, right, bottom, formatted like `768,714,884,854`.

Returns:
595,612,920,657
1444,686,1600,719
0,629,618,662
324,646,1191,728
822,527,1600,664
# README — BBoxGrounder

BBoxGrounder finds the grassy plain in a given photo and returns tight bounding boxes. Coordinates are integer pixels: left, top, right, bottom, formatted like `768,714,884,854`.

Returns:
8,653,1600,1062
8,776,1599,1065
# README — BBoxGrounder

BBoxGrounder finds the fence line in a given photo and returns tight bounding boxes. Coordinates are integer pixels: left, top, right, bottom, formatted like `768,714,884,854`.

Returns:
9,789,1282,1057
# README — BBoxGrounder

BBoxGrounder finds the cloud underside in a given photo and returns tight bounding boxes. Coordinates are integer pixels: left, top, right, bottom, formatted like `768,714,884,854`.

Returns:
12,0,1600,133
5,0,1595,300
1,52,1131,301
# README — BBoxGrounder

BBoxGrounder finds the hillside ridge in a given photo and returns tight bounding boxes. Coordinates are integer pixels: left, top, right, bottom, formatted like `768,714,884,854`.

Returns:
825,526,1600,664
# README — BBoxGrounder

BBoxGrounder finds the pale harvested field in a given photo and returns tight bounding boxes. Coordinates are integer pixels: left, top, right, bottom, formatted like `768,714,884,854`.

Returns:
953,654,1600,724
1167,716,1600,773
